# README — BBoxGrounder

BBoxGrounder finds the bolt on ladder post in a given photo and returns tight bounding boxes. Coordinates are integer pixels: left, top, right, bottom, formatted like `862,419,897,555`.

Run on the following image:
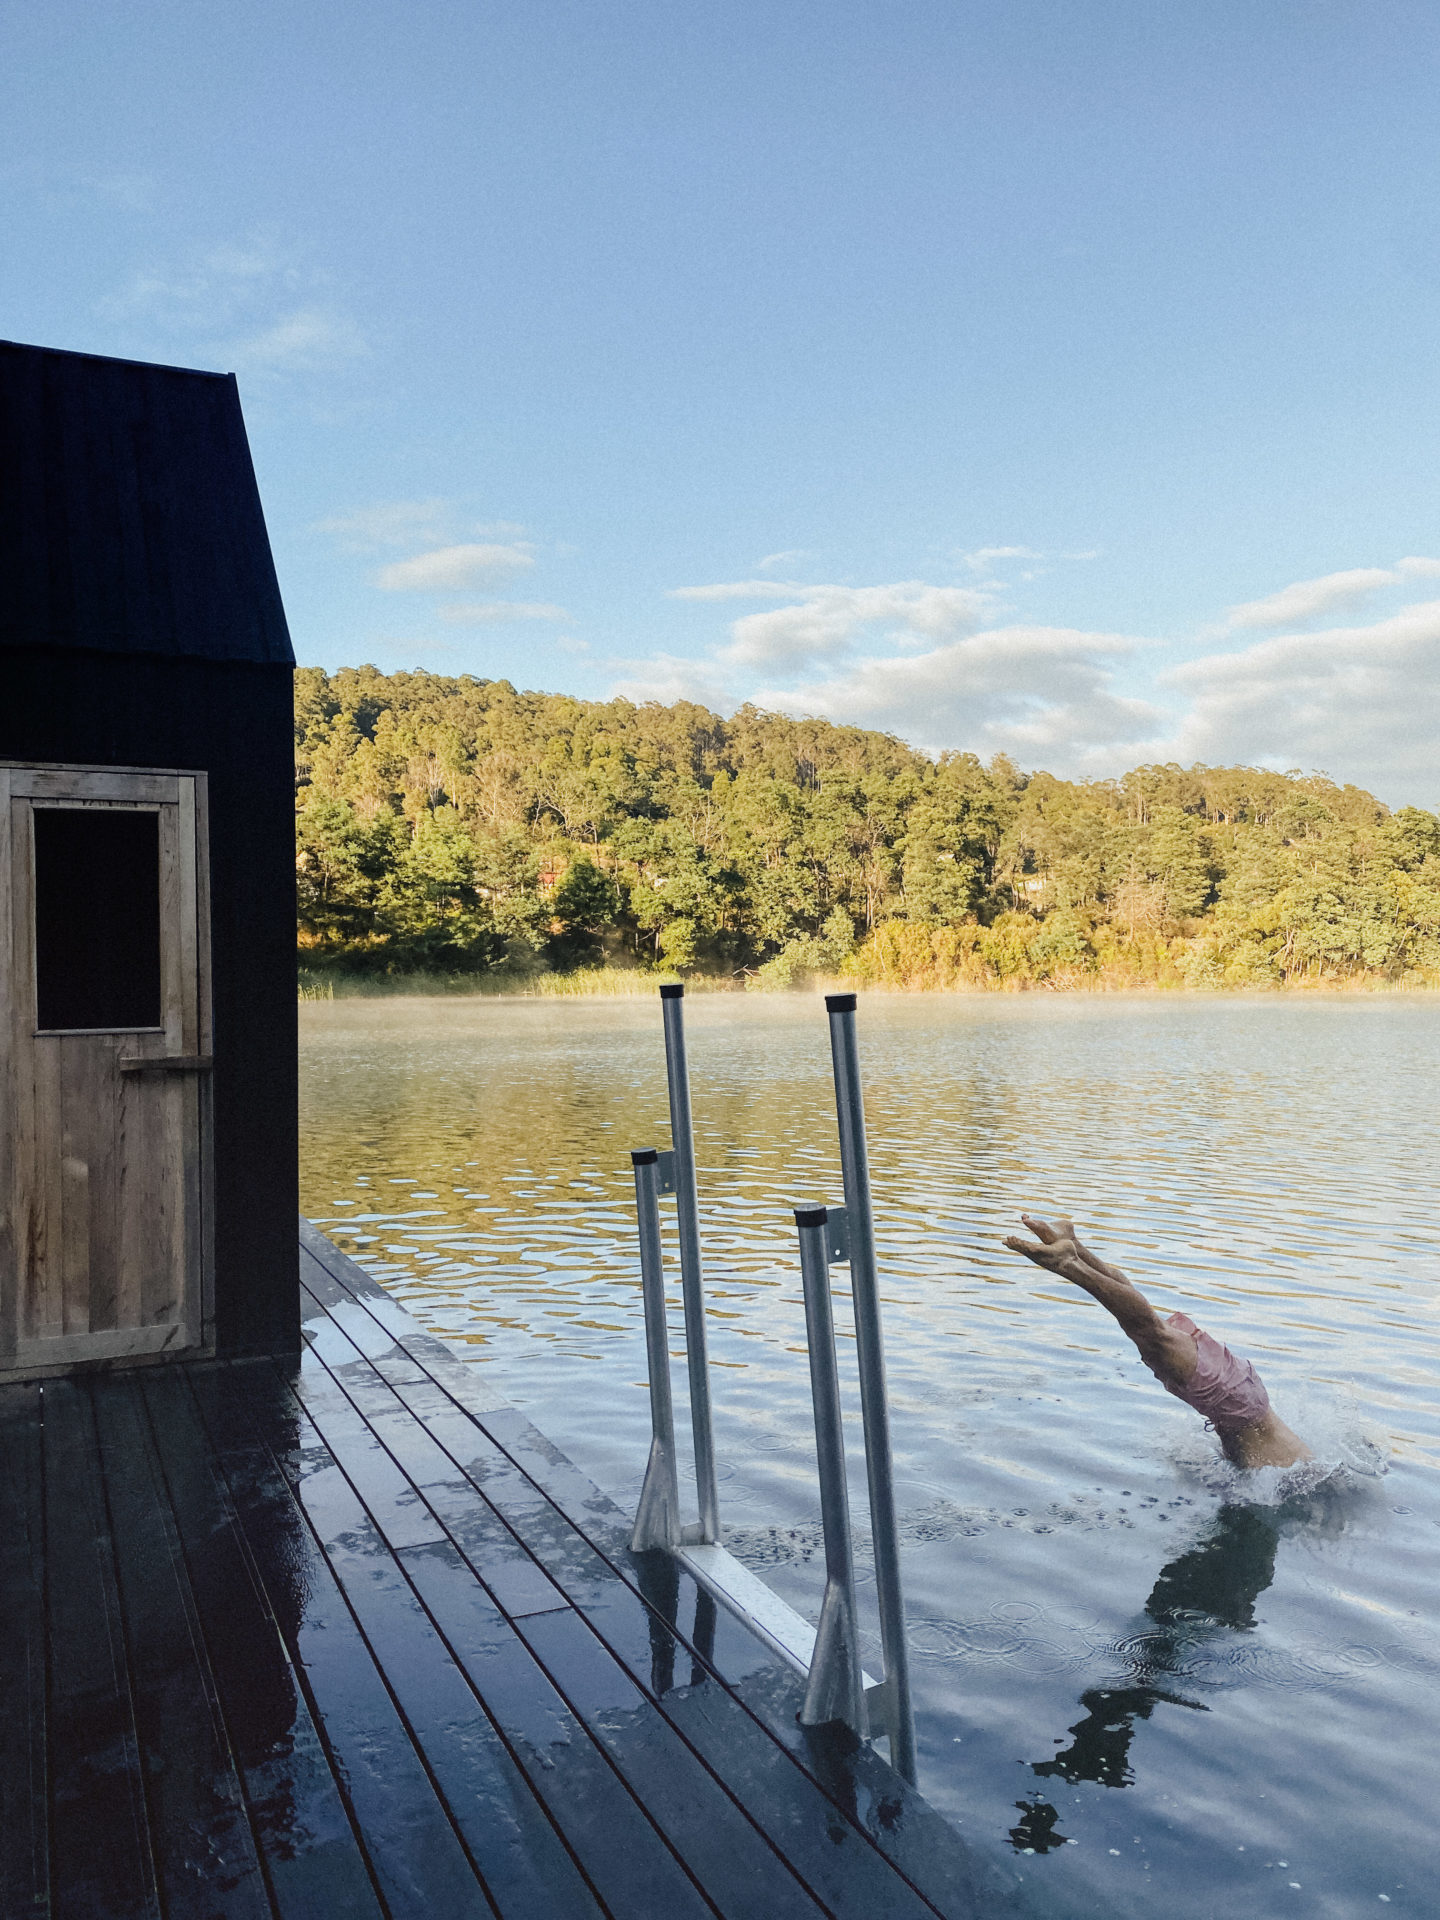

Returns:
823,991,918,1785
793,1206,867,1741
629,1148,683,1552
659,984,719,1544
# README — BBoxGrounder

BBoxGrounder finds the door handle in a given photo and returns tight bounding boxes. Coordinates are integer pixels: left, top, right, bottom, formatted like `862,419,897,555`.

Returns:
119,1054,213,1073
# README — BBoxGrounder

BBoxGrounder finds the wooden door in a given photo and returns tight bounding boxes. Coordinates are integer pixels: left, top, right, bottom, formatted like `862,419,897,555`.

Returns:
0,765,212,1375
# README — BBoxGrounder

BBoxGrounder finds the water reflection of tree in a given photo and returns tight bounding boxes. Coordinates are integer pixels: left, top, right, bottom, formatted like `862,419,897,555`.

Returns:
1011,1505,1282,1851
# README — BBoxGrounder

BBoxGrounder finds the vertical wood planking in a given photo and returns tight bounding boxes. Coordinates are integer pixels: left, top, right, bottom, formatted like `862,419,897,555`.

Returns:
157,795,183,1050
175,778,198,1051
1,773,208,1374
148,798,185,1333
175,778,205,1340
58,1037,91,1337
191,774,216,1347
33,1038,64,1339
115,1064,147,1336
85,1035,122,1332
9,797,38,1346
14,799,59,1342
176,1074,201,1343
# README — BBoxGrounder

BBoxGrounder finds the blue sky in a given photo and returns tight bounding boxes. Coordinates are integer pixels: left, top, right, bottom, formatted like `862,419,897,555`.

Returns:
6,1,1440,802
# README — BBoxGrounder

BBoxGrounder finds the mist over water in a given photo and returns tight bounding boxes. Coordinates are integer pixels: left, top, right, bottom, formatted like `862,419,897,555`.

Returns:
301,993,1440,1917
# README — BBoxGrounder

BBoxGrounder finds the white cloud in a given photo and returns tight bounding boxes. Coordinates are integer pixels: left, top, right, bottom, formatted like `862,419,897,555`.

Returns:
316,504,535,557
437,600,568,624
955,543,1100,576
224,306,368,374
1167,598,1440,796
610,653,735,710
960,544,1042,573
98,233,370,378
13,160,161,215
618,610,1158,769
753,626,1161,766
633,551,1440,806
315,500,455,551
376,543,535,592
756,549,810,572
1224,566,1401,630
102,237,297,327
669,579,810,601
669,578,992,666
72,169,160,213
724,582,991,671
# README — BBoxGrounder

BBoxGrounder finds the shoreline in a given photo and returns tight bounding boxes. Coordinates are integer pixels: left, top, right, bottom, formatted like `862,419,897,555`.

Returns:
298,965,1440,1002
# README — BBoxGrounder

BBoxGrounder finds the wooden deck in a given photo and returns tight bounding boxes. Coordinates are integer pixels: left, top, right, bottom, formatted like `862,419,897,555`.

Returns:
0,1221,983,1918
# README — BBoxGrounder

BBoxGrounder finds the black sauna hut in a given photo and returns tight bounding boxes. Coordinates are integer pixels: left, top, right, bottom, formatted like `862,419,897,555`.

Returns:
0,339,298,1373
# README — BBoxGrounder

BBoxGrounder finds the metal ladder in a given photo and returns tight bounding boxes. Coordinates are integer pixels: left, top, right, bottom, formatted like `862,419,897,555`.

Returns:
626,985,918,1785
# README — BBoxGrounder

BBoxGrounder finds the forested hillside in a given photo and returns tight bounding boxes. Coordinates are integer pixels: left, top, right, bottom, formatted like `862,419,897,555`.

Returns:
294,665,1440,988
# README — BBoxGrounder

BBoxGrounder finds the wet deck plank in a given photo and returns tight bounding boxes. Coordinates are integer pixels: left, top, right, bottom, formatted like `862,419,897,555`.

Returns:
139,1365,386,1920
0,1224,980,1918
0,1385,48,1920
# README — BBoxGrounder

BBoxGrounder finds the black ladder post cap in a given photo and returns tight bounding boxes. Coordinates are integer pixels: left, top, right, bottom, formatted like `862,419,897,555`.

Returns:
631,1147,660,1166
825,992,857,1014
793,1205,829,1228
659,983,685,1000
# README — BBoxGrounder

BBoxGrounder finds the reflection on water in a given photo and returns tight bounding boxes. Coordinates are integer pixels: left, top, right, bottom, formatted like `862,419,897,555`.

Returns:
301,993,1440,1917
1032,1504,1279,1796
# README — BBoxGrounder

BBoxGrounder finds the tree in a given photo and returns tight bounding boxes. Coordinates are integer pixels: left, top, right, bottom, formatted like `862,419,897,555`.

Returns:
546,857,623,968
291,666,1440,990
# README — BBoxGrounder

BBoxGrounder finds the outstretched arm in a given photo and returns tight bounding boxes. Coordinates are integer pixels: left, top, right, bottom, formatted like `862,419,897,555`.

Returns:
1005,1212,1313,1468
1004,1214,1197,1385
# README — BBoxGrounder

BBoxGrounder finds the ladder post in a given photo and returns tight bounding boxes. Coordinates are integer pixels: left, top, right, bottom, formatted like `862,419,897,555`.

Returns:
659,984,720,1543
823,992,918,1785
629,1147,682,1552
794,1206,867,1740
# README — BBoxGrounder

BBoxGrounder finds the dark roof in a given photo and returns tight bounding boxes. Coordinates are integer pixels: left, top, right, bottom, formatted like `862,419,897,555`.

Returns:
0,340,294,666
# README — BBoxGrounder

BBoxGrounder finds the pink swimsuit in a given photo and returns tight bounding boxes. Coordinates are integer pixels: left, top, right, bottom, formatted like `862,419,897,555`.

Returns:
1157,1312,1271,1434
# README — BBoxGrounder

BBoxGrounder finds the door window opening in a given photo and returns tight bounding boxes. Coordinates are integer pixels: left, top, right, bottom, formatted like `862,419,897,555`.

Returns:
33,807,163,1031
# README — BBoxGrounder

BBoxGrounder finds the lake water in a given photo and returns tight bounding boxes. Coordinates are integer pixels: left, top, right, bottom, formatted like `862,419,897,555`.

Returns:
299,993,1440,1918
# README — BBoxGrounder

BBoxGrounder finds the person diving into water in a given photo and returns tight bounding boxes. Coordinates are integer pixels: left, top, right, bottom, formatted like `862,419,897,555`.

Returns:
1004,1214,1312,1469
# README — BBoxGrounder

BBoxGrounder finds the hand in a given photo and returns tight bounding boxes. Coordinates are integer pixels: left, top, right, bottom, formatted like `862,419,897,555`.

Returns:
1004,1213,1131,1288
1004,1214,1084,1277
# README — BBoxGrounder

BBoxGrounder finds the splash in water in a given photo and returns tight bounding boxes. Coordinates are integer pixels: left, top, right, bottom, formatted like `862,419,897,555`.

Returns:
1166,1385,1386,1503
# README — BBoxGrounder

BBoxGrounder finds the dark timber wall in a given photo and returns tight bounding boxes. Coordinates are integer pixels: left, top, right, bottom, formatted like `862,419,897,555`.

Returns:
0,340,299,1357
